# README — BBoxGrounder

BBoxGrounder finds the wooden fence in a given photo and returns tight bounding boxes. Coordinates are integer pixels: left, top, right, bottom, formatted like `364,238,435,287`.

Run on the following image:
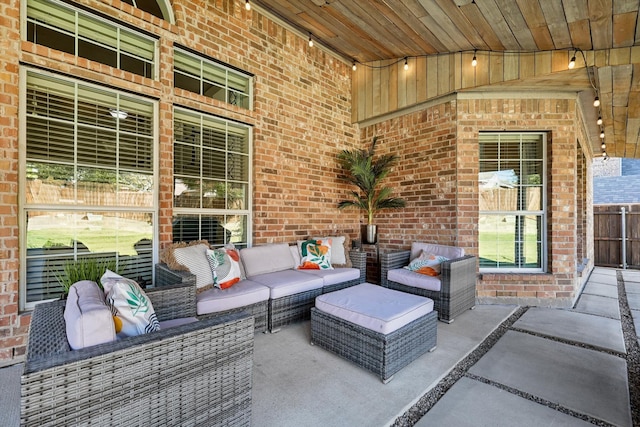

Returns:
594,204,640,269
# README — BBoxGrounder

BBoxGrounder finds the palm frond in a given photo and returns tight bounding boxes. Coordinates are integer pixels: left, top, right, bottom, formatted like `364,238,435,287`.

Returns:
337,136,406,223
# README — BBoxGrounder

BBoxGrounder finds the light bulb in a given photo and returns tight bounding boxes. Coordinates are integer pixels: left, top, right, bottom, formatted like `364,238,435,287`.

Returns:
245,0,250,11
600,130,605,139
603,155,609,162
352,61,357,71
568,56,576,69
404,58,408,71
110,109,128,119
601,142,606,150
471,52,477,67
594,96,600,107
308,35,313,47
597,116,603,125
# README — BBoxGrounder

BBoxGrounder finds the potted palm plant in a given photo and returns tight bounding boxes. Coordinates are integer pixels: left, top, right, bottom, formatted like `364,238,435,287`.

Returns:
56,256,121,297
337,136,406,243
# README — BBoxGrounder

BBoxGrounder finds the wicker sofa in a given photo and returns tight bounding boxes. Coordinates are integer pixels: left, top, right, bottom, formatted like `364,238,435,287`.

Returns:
21,281,254,427
156,241,366,333
380,242,477,323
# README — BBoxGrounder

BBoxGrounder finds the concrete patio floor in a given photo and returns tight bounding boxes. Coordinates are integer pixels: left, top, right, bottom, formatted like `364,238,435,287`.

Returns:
0,267,636,426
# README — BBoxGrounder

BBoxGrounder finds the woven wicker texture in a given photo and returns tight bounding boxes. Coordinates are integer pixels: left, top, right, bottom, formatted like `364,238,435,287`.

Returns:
199,300,268,333
146,280,196,321
269,288,322,332
381,251,477,323
310,307,437,382
157,245,368,333
22,298,254,426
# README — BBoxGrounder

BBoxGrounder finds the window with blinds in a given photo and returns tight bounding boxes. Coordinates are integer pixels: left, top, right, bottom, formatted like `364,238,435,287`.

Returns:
478,133,546,272
26,0,157,79
23,70,156,307
174,47,253,109
173,108,251,248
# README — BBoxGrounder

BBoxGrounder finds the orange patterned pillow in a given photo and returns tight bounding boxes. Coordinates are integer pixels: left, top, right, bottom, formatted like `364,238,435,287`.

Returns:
298,239,333,270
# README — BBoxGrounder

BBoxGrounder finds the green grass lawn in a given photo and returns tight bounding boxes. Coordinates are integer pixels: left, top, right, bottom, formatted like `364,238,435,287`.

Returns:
479,215,540,268
27,213,152,256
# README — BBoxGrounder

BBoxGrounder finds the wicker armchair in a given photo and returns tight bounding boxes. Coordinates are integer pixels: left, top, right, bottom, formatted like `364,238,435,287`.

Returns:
380,243,477,323
21,282,254,427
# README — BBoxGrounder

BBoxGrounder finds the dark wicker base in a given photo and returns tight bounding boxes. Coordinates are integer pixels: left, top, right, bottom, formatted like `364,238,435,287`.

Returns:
310,307,438,383
269,288,323,332
22,300,254,426
199,300,268,333
385,281,476,323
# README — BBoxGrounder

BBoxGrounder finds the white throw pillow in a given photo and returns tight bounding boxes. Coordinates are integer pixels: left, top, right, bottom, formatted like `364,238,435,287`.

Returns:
299,239,333,270
64,280,116,350
171,243,215,289
206,248,242,289
101,270,160,338
312,235,347,265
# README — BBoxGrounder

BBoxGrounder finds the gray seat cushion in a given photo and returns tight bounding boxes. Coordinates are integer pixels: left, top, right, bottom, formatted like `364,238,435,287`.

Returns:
249,270,323,299
196,279,270,315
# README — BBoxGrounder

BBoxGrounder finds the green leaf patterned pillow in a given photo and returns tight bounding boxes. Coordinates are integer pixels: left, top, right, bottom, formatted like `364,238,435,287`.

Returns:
298,239,333,270
101,270,160,337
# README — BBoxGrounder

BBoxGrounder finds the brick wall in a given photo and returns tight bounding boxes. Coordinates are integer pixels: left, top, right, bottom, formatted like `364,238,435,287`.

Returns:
0,0,359,366
359,101,459,251
363,96,589,307
0,0,26,366
458,97,583,307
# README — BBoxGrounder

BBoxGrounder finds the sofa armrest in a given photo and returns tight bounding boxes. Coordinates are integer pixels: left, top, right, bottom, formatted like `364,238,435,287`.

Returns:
155,262,197,287
146,280,196,321
23,302,254,425
380,250,411,287
349,249,367,282
440,255,477,296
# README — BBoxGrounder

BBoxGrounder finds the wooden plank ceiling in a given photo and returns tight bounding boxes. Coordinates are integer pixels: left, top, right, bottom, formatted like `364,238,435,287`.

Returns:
251,0,640,159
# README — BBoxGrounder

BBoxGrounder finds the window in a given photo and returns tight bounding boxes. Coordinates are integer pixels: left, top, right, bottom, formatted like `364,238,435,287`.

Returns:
21,70,156,308
174,47,253,109
26,0,157,79
173,109,251,248
478,133,546,272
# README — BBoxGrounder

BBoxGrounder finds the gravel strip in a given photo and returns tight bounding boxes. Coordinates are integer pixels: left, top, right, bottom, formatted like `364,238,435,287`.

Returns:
390,306,528,427
393,270,640,426
616,270,640,426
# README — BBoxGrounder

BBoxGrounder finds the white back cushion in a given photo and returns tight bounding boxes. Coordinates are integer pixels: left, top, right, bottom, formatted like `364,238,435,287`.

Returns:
410,242,464,261
172,243,214,288
64,280,116,350
240,244,296,277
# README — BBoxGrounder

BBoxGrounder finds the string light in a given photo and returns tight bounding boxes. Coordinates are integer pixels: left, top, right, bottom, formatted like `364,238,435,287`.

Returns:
352,61,357,71
597,116,603,126
403,57,408,70
601,142,606,150
600,130,605,139
471,50,477,67
593,96,600,107
308,34,313,47
245,0,250,11
568,52,576,69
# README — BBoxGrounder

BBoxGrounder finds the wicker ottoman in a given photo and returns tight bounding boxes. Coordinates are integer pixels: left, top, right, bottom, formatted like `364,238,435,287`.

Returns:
310,283,437,383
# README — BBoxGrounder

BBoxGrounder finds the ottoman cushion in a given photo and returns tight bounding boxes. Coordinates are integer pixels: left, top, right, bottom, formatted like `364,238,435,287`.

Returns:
315,283,434,335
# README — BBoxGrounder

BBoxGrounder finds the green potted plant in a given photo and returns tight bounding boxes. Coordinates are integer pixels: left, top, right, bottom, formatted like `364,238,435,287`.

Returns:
337,136,406,243
56,257,121,297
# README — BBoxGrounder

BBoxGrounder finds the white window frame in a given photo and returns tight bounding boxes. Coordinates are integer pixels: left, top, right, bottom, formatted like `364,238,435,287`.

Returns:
24,0,159,80
478,132,547,273
173,107,252,248
174,47,253,110
19,68,159,310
